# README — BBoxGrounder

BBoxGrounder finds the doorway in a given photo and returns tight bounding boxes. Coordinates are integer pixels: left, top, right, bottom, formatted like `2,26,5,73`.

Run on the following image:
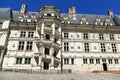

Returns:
103,63,107,71
43,62,49,70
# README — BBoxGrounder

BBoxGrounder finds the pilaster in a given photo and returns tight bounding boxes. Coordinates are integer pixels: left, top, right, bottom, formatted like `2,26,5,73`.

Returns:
41,22,45,40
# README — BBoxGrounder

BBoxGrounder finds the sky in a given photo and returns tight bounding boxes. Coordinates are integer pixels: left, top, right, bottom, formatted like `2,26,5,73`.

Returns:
0,0,120,15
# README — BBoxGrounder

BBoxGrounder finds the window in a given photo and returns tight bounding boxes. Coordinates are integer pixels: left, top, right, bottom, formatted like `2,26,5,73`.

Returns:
84,43,89,52
99,34,104,40
53,50,57,57
28,32,34,38
26,41,33,51
25,58,31,64
16,58,22,64
100,43,106,52
71,58,74,64
114,59,119,64
45,47,50,55
20,31,26,37
47,13,51,17
96,59,100,64
64,58,69,64
46,34,50,40
111,44,117,52
54,38,57,43
108,59,112,64
89,59,94,64
83,33,88,40
102,59,106,63
18,41,25,50
64,32,68,38
83,59,87,64
110,34,114,40
64,42,69,51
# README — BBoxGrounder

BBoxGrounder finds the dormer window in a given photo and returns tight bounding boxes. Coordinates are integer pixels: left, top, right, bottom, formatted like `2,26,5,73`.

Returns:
95,16,103,25
24,13,29,18
51,13,54,16
106,17,110,22
44,13,47,16
47,13,51,16
81,16,87,21
63,16,69,24
105,17,112,26
31,13,37,19
63,16,68,20
96,16,101,22
80,16,88,25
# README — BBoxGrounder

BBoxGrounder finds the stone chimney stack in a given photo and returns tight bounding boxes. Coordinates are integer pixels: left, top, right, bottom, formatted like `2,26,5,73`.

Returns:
68,6,76,20
68,8,73,16
19,3,27,16
72,6,76,14
108,9,114,16
72,6,76,20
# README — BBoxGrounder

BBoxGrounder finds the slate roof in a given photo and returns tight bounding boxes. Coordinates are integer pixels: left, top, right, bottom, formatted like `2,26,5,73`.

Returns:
0,8,120,26
61,13,116,25
0,8,12,20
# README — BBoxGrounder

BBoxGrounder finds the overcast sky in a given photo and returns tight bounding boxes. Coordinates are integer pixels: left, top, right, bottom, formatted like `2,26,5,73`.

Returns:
0,0,120,15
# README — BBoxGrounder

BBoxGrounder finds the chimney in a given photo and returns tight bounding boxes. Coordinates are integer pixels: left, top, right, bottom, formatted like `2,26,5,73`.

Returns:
68,8,73,15
108,9,114,16
72,6,76,14
72,6,76,20
19,3,27,16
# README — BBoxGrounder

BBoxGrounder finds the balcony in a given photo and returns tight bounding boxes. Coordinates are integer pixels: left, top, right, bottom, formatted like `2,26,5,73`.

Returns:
34,53,39,56
41,54,51,63
34,38,41,48
54,57,60,63
42,39,52,46
44,26,52,32
53,43,60,49
55,30,60,36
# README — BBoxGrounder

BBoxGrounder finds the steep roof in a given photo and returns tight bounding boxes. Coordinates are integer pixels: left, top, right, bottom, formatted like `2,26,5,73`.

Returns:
61,13,116,25
0,8,12,20
0,8,120,26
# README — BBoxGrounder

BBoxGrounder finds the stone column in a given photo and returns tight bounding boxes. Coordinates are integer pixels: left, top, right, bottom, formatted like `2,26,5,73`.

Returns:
41,22,45,40
50,47,54,69
38,56,42,69
38,44,43,69
52,23,55,35
0,50,4,70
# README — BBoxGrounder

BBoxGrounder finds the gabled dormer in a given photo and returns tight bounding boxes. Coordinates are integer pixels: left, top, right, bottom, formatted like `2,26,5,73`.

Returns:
95,16,103,25
105,17,112,26
39,6,60,19
80,15,88,25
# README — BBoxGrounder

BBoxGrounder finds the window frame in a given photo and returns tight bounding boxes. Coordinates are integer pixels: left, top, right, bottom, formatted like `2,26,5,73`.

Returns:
20,31,26,37
25,58,31,64
26,41,33,51
16,58,22,64
18,41,25,50
100,43,106,52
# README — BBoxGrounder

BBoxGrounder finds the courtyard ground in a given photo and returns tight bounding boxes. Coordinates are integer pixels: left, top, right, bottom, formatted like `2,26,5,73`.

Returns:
0,71,120,80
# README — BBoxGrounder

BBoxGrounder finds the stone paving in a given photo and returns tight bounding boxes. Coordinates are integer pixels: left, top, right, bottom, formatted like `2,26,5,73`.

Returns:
0,71,120,80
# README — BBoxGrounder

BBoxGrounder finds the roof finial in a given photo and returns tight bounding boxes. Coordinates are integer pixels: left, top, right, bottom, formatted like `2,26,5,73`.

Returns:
19,3,27,16
108,9,114,16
